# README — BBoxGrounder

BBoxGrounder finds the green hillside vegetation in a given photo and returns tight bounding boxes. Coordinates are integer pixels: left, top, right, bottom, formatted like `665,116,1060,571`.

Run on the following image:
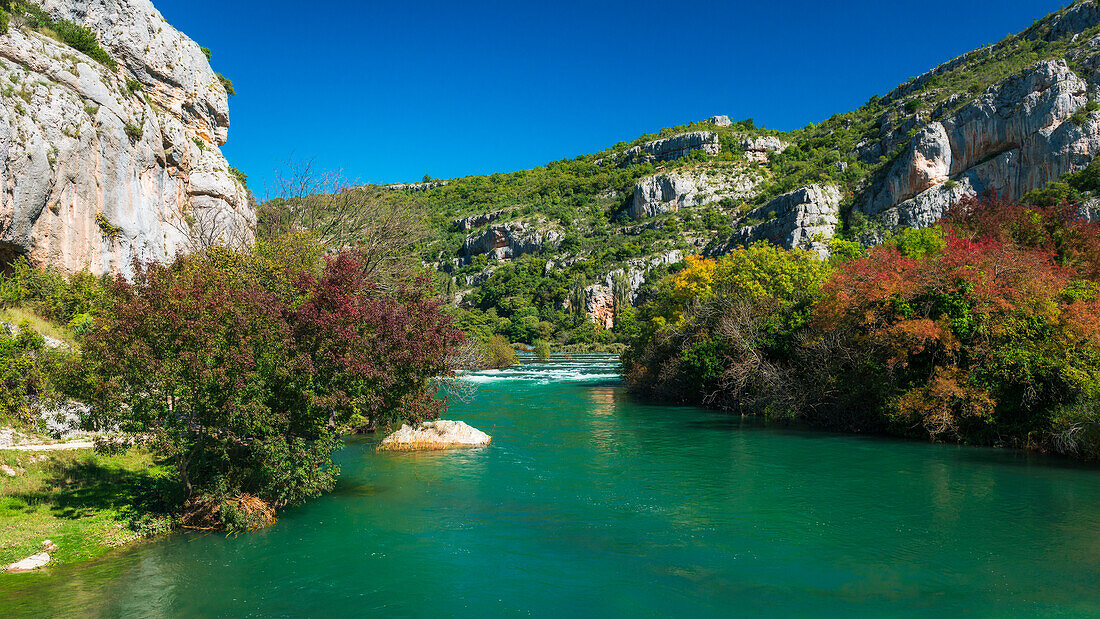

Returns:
253,2,1100,356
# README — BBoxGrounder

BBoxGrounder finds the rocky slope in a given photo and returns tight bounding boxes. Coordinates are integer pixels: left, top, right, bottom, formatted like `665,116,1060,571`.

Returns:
629,164,760,220
334,1,1100,337
0,0,252,275
858,58,1098,231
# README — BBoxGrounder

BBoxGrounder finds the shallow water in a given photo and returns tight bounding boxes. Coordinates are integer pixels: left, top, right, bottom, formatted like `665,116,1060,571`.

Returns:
3,353,1100,616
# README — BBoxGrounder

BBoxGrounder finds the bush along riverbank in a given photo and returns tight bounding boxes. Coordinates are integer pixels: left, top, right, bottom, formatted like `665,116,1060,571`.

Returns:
0,232,463,553
624,196,1100,460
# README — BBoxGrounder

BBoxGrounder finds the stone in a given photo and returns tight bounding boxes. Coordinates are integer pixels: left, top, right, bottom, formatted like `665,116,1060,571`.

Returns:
0,464,18,477
453,210,503,231
0,0,252,276
41,540,58,553
460,222,561,260
583,284,616,329
708,115,732,127
858,59,1100,230
382,180,448,192
629,166,758,220
622,131,721,165
378,420,491,451
33,398,98,439
713,184,841,258
5,552,50,572
739,136,790,162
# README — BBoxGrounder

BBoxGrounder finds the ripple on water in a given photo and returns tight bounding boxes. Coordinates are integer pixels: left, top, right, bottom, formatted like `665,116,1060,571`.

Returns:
5,354,1100,616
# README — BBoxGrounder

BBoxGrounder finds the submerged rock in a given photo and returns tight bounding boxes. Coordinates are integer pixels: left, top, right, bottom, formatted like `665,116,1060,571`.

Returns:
378,420,491,451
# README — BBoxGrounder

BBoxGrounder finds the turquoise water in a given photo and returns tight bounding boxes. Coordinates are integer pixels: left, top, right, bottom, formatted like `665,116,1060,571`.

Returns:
3,353,1100,616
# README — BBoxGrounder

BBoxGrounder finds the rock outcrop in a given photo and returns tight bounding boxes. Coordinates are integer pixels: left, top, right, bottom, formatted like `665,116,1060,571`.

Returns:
383,180,447,192
378,420,491,451
739,136,789,162
713,185,841,258
623,131,720,165
460,222,561,260
708,115,732,127
453,210,503,231
562,250,683,326
0,0,253,276
858,59,1098,229
629,165,758,220
582,284,616,329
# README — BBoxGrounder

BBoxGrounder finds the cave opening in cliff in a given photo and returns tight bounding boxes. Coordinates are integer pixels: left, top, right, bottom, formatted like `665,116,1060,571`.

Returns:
0,242,24,274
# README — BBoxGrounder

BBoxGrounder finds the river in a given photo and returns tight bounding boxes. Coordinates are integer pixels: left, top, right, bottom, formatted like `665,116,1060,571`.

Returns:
3,353,1100,616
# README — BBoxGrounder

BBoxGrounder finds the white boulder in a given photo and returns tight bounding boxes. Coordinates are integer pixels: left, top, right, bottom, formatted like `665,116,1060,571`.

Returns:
6,551,50,573
379,420,491,451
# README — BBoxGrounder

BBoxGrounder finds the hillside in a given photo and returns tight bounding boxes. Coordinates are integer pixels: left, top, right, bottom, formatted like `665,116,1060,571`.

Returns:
339,0,1100,347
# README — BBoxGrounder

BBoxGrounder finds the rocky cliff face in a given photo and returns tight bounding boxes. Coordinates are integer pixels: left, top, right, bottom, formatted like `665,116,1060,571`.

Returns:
0,0,252,275
710,185,841,258
629,165,758,220
453,209,503,231
623,131,720,165
739,136,789,163
858,59,1097,230
460,222,562,261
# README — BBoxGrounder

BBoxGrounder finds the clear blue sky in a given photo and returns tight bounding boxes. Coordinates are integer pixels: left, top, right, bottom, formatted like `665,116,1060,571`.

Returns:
156,0,1065,193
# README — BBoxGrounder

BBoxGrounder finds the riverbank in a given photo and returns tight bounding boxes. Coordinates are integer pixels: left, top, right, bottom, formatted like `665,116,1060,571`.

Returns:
0,447,172,570
4,353,1099,616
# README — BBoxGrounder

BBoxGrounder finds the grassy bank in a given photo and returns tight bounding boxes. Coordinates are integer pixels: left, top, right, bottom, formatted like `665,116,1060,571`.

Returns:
0,447,173,569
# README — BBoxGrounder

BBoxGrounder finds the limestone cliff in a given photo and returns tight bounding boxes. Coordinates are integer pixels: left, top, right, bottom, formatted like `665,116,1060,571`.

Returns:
710,185,841,258
622,131,720,165
0,0,252,275
629,164,759,220
858,59,1097,230
459,221,562,261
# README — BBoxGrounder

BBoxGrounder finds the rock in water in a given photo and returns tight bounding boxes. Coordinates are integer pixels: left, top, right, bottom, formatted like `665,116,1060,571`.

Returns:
378,420,491,451
5,552,50,572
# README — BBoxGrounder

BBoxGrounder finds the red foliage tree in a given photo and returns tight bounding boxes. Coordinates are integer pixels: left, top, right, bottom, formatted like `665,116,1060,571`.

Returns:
83,247,462,524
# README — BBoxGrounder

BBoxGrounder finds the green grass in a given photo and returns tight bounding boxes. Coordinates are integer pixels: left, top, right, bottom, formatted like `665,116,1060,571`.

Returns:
0,448,174,569
0,306,78,348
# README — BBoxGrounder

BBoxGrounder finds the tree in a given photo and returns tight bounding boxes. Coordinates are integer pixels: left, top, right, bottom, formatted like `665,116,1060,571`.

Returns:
260,157,427,281
83,245,462,528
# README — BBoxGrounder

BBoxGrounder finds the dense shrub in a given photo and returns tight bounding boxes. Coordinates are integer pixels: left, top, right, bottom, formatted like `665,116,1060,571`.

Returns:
0,324,49,423
484,334,517,368
625,245,830,407
0,257,108,327
81,243,461,527
625,198,1100,459
6,1,117,69
533,339,551,360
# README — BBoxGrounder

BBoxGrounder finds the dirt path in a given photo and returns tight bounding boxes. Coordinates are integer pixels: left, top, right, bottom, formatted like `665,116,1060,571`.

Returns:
2,441,95,451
